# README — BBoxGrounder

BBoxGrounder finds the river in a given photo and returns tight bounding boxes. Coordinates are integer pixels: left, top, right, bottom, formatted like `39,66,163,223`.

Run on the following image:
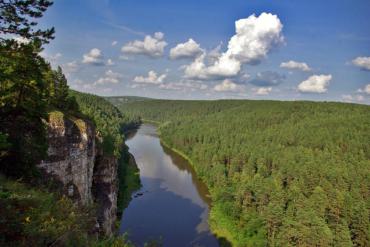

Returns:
119,124,219,247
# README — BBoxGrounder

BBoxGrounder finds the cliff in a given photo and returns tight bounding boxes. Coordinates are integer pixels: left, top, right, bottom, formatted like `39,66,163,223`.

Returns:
37,111,118,236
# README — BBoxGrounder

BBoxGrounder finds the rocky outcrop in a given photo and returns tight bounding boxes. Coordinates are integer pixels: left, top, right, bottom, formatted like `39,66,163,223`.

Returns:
37,112,118,236
92,153,118,236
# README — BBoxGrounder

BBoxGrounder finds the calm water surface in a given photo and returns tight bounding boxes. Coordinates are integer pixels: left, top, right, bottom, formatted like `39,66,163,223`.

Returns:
119,124,219,247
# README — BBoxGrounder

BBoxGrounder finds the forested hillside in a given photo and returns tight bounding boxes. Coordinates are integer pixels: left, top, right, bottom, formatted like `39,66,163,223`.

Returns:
70,91,140,157
112,98,370,247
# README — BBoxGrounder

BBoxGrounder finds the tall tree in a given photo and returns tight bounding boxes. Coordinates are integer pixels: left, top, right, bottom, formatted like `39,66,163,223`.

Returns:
0,40,49,177
53,66,69,109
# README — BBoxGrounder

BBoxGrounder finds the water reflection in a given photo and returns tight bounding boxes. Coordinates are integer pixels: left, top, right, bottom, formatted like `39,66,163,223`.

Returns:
120,124,219,247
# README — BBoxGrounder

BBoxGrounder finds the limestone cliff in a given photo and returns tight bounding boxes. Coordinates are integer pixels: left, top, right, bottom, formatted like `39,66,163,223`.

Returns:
37,111,118,236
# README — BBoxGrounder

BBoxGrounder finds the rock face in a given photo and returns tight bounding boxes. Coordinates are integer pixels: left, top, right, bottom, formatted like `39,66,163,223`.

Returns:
92,153,118,236
37,113,118,236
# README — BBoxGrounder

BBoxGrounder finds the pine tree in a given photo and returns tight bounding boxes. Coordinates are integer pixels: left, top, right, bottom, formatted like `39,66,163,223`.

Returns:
0,40,49,177
54,66,69,109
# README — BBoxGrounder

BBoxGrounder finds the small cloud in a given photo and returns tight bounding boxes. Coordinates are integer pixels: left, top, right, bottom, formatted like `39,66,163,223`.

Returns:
254,87,272,95
121,32,167,58
249,71,286,86
107,59,115,66
82,48,104,65
298,74,332,93
133,70,167,84
280,60,311,71
112,41,118,46
357,84,370,95
352,56,370,71
214,79,244,92
170,39,203,59
95,70,122,85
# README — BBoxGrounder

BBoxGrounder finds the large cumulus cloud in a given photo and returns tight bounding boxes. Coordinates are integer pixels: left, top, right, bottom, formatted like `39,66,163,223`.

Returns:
183,12,284,80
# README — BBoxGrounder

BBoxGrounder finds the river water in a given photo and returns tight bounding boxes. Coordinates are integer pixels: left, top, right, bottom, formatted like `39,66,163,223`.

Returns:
119,124,219,247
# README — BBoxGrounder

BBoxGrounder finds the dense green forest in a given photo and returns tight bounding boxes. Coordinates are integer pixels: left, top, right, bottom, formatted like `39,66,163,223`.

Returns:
112,98,370,247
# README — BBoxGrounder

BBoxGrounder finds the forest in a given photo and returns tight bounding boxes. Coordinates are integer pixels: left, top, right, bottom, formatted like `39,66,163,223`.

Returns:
111,97,370,247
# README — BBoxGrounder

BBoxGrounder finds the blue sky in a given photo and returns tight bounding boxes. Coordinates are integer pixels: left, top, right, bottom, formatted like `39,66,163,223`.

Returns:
39,0,370,103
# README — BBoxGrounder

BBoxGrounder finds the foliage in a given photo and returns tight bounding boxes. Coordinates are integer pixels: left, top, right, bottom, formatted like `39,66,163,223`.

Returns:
115,98,370,247
0,0,55,43
0,174,94,246
70,90,140,157
0,174,137,247
0,40,49,177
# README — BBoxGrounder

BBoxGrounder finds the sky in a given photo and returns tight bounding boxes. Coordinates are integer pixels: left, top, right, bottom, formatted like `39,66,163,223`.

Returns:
39,0,370,103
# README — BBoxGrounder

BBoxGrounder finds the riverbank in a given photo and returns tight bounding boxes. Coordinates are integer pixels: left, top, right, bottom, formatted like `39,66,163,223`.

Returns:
117,150,141,217
158,136,235,246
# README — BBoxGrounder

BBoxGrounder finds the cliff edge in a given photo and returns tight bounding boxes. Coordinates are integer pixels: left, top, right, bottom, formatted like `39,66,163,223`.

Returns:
37,111,118,236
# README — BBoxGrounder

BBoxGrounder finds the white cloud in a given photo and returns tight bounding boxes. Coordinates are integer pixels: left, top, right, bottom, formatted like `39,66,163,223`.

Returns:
170,39,203,59
184,12,284,80
280,60,311,71
224,12,284,64
121,32,167,57
214,79,243,92
112,41,118,46
298,74,332,93
352,56,370,70
133,70,167,84
82,48,104,65
95,70,122,85
107,59,115,66
357,84,370,94
254,87,272,95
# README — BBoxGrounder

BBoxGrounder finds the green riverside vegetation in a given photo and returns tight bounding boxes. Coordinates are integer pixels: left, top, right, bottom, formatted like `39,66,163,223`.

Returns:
111,97,370,247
